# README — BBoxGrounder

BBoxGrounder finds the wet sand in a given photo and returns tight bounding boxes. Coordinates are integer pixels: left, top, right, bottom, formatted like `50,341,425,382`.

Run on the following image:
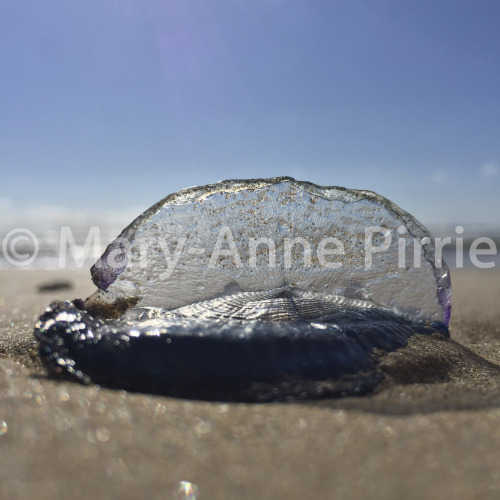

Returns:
1,268,500,499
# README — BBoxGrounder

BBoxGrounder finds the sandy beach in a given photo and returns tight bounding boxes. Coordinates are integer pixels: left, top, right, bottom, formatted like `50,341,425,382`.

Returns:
1,268,500,499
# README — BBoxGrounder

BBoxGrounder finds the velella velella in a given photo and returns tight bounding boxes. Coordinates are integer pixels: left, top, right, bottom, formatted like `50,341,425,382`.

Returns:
34,177,451,401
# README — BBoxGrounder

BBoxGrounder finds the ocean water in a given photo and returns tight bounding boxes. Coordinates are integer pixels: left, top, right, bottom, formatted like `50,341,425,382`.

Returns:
0,224,120,270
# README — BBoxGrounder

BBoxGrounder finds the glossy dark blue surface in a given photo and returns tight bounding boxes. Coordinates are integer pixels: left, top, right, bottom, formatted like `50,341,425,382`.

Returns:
35,301,448,401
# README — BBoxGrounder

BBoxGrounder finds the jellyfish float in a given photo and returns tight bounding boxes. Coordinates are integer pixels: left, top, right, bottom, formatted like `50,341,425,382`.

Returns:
35,177,451,400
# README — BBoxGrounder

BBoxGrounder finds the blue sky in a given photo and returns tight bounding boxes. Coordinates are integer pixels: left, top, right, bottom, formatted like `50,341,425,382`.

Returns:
1,0,499,228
